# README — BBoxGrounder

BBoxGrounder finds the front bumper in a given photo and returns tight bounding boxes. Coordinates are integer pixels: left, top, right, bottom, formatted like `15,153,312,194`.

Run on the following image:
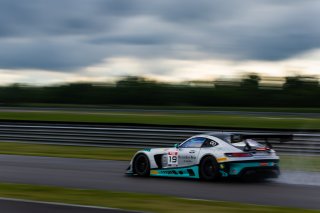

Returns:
125,165,134,175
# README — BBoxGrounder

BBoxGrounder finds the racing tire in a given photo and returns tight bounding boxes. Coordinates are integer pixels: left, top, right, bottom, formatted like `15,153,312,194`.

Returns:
199,156,219,181
133,154,150,177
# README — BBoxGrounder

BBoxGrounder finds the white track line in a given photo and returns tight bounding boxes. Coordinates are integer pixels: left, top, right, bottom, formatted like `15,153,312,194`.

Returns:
0,197,141,212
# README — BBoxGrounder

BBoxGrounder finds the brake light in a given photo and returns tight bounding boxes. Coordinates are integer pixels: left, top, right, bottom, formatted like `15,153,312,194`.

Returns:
225,153,252,157
256,147,270,151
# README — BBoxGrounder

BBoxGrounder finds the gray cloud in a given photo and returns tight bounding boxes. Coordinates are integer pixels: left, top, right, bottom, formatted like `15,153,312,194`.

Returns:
0,0,319,71
0,38,106,70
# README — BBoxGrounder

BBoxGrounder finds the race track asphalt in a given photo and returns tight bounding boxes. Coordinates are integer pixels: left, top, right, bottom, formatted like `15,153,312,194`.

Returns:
0,155,319,209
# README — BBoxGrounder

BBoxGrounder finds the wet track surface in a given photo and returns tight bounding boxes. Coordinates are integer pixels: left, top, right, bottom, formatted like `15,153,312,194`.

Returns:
0,155,319,209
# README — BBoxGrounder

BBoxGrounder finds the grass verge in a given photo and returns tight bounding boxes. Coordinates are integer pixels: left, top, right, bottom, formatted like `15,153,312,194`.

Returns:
0,142,319,172
0,182,317,213
0,142,137,161
280,155,320,172
0,111,319,130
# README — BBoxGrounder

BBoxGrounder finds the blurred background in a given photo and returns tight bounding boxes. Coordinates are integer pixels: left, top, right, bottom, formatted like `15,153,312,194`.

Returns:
0,74,319,107
0,0,319,213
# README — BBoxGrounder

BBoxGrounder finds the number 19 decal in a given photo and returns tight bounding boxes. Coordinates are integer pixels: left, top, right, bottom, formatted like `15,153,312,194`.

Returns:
168,151,178,165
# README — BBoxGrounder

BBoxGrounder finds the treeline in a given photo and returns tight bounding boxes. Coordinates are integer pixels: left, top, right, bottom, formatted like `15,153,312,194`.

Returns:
0,75,319,107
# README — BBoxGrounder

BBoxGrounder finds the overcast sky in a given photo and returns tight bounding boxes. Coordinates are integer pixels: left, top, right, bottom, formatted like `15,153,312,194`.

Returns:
0,0,319,84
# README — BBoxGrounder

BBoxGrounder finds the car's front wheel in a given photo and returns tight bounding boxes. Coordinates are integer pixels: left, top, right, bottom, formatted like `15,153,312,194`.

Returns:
199,156,219,181
133,154,150,176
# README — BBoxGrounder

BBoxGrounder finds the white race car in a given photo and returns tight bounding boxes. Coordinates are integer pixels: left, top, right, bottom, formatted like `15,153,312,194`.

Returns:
126,132,292,180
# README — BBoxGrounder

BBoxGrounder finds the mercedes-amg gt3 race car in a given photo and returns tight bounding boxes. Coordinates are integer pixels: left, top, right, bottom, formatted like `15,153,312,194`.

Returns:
126,132,292,180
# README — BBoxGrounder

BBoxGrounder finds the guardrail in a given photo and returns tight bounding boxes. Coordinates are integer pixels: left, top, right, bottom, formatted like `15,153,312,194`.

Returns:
0,121,319,155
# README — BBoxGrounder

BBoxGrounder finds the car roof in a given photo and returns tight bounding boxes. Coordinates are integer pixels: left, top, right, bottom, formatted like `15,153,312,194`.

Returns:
204,132,232,140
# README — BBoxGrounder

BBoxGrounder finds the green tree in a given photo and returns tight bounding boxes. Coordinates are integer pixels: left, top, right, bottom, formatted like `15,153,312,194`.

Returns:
240,74,261,90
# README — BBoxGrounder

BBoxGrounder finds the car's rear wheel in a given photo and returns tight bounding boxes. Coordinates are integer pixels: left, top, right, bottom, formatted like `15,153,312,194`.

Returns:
199,156,219,181
133,154,150,176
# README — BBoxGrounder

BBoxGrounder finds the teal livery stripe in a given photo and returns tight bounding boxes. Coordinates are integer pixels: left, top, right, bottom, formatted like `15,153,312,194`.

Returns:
150,165,200,179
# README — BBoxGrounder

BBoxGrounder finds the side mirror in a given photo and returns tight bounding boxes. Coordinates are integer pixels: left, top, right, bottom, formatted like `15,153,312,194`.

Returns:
174,143,179,148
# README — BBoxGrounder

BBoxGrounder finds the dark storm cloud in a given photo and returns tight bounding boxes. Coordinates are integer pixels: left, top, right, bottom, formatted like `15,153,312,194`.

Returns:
0,39,106,70
0,0,319,71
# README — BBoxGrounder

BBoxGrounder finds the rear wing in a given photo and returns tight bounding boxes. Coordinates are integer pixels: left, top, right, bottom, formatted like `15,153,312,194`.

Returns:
230,134,293,149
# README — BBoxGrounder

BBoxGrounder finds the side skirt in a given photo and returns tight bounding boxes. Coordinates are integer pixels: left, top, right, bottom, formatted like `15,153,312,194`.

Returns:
150,165,200,179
